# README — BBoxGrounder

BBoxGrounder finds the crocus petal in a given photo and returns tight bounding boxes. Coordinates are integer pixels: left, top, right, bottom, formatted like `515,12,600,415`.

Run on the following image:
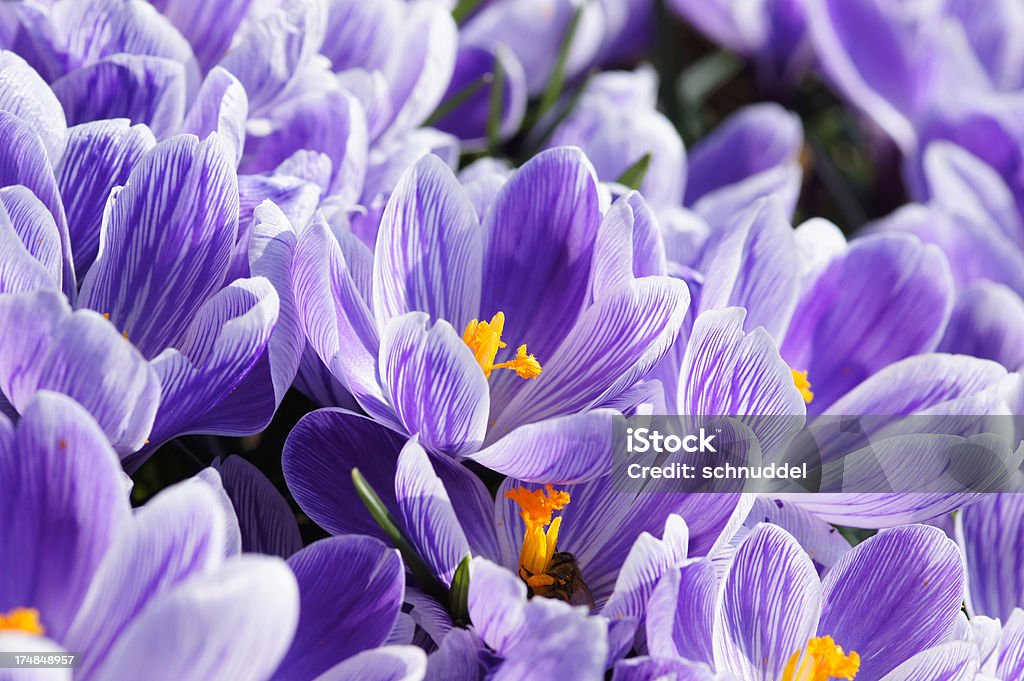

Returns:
218,0,325,113
0,392,131,639
741,497,851,576
65,482,226,678
247,201,307,408
958,494,1024,620
275,536,405,680
382,2,457,133
282,408,405,539
49,0,196,74
492,596,609,681
144,277,278,451
79,133,239,360
51,54,187,138
921,141,1023,244
713,523,821,681
0,50,67,164
0,110,73,297
938,283,1024,371
467,557,529,654
89,556,298,681
468,559,608,679
678,308,805,462
320,0,400,74
494,277,690,433
603,515,690,660
0,289,160,454
395,439,471,585
819,525,966,680
591,192,668,301
313,646,428,681
806,0,935,151
292,217,394,424
876,642,979,681
781,233,954,413
150,0,251,70
379,312,490,455
646,560,718,666
181,67,248,167
214,455,302,559
468,410,617,484
54,119,155,275
699,197,799,342
480,147,601,408
0,190,61,294
610,657,718,681
546,72,686,207
242,87,368,205
996,610,1024,680
424,629,484,681
191,468,242,557
373,154,483,331
686,104,803,208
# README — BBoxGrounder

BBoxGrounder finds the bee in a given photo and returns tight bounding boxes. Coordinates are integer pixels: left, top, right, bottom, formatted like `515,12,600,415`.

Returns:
524,552,596,609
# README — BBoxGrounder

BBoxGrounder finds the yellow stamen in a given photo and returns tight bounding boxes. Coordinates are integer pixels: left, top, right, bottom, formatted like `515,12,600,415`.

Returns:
505,485,569,584
102,312,110,320
463,312,542,380
792,369,814,404
0,608,44,636
781,635,859,681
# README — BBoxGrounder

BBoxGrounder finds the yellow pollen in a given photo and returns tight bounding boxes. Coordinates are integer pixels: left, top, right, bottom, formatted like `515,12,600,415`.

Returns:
463,312,542,380
0,608,45,636
505,485,569,585
102,312,110,320
122,330,129,340
792,369,814,404
781,636,859,681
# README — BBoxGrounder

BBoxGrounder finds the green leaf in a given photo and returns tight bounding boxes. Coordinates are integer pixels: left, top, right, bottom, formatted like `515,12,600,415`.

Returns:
616,153,652,190
536,2,586,122
352,468,449,604
452,0,485,24
424,73,492,128
449,554,472,627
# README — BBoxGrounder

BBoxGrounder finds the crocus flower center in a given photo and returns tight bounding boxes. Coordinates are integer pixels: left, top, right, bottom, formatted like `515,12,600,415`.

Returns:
463,312,542,380
791,369,814,404
505,484,570,588
0,608,45,636
781,635,859,681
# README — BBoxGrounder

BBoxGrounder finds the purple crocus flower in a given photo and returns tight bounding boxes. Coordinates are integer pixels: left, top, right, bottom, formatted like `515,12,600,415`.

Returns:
625,523,975,680
871,142,1024,372
289,146,691,482
456,556,609,680
283,419,747,666
0,390,299,680
963,607,1024,681
667,0,812,91
0,58,303,467
957,495,1024,623
543,67,686,210
270,535,428,681
806,0,1024,206
669,197,1023,526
